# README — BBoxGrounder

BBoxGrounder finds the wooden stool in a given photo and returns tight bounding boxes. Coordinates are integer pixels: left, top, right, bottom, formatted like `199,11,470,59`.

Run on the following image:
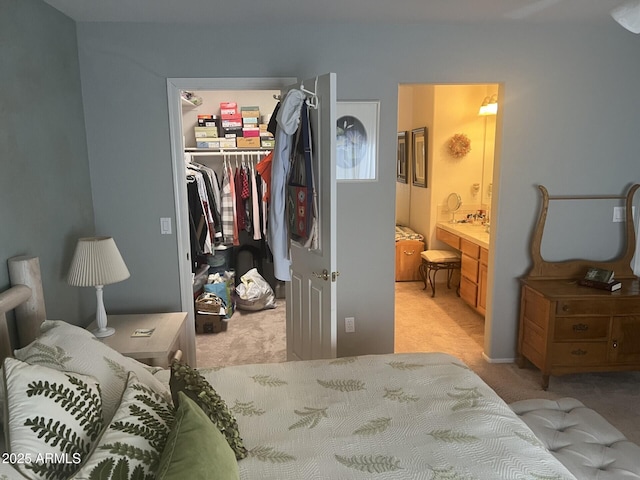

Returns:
418,250,461,297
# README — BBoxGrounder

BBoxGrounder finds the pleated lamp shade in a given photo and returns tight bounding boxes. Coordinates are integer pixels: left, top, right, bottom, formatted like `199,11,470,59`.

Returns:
611,1,640,34
68,237,130,287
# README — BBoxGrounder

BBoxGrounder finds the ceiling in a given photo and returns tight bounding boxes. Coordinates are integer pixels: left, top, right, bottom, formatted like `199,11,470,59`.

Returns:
41,0,626,26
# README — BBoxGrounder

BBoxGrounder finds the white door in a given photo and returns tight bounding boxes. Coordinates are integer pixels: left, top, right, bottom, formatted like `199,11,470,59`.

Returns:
286,73,338,361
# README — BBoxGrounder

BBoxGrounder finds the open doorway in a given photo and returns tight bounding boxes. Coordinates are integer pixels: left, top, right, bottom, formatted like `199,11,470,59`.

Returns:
167,78,295,367
394,83,499,356
167,74,340,367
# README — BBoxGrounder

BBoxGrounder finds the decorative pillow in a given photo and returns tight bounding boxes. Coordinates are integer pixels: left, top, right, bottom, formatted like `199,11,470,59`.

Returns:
169,361,247,460
2,358,104,480
14,320,172,421
157,392,239,480
71,371,174,480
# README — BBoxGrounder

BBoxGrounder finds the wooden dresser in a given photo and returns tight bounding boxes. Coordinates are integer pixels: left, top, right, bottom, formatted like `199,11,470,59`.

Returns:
517,184,640,389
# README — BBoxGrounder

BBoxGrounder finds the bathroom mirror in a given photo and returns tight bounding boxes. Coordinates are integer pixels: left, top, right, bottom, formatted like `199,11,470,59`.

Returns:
446,192,462,223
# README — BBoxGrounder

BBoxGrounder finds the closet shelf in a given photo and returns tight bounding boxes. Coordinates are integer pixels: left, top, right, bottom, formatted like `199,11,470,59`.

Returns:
181,97,201,109
185,148,273,155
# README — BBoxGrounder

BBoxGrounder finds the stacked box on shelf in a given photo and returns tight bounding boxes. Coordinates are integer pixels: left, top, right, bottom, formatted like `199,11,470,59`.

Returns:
259,122,275,148
236,137,261,148
219,102,242,139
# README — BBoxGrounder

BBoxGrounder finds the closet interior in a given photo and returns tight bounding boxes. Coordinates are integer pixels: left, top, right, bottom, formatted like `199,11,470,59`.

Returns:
182,89,283,333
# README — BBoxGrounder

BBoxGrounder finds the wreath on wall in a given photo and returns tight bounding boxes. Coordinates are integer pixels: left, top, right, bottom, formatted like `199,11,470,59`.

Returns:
447,133,471,159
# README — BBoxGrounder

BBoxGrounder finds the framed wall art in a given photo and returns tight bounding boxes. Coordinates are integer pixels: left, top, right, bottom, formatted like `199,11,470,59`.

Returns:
396,131,408,183
411,126,427,188
336,101,380,181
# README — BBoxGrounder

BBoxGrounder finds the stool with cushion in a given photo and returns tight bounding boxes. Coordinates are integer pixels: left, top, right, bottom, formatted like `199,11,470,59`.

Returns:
418,249,461,297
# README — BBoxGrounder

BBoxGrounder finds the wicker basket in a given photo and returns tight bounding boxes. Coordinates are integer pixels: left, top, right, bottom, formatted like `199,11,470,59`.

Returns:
195,292,224,314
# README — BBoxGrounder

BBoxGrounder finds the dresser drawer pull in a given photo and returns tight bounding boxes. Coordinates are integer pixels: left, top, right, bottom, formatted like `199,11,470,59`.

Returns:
612,340,618,349
572,323,589,333
570,349,587,356
403,250,415,255
562,304,570,312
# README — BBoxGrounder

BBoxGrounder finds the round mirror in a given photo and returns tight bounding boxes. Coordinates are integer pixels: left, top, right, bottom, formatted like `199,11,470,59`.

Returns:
446,192,462,212
446,192,462,223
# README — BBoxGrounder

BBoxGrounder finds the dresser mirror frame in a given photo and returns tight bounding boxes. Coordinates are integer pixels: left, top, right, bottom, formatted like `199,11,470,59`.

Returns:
526,184,639,280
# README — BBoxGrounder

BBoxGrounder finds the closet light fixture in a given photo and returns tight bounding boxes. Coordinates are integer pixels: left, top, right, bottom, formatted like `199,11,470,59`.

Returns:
479,95,498,116
67,236,130,338
611,0,640,33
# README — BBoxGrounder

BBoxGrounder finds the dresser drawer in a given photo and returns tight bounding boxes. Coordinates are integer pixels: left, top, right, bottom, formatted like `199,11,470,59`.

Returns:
551,342,608,366
460,238,480,258
556,299,613,315
554,316,609,341
436,227,460,249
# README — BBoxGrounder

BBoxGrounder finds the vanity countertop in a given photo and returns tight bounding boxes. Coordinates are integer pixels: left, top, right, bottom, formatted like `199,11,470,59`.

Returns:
437,222,490,250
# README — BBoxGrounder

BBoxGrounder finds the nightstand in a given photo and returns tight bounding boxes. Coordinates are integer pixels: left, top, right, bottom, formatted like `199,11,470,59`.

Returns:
89,312,187,368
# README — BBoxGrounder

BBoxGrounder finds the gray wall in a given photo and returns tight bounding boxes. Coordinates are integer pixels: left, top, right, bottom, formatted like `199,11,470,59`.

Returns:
75,20,640,360
0,0,94,331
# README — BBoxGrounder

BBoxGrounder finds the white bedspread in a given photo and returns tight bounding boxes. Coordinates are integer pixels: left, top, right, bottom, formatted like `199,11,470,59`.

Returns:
156,352,577,479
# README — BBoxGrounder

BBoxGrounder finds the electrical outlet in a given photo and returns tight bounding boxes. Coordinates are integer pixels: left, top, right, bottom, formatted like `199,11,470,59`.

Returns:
345,317,355,333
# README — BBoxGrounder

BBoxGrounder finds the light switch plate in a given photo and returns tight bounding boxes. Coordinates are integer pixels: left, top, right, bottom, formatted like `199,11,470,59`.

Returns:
160,217,172,234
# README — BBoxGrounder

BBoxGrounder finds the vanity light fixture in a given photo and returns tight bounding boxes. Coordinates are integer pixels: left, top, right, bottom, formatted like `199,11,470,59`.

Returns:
479,94,498,116
611,0,640,33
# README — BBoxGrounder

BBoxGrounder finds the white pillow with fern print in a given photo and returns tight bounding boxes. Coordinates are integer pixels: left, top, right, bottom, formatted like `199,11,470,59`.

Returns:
14,320,171,423
2,357,104,480
70,371,174,480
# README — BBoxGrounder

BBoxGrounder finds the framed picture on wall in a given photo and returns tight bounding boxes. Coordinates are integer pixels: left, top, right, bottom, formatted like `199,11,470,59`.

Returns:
397,131,408,183
336,101,380,181
411,127,427,187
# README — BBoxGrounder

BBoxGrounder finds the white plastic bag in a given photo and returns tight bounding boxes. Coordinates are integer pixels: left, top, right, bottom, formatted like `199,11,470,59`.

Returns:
235,268,277,311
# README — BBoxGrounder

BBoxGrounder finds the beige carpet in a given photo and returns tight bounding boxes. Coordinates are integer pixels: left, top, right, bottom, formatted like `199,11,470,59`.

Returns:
196,281,640,444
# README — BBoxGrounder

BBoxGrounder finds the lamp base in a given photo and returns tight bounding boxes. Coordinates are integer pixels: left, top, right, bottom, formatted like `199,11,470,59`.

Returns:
94,326,115,338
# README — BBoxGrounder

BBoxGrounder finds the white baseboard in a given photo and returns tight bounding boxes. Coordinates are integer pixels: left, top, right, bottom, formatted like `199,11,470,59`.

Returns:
482,352,516,364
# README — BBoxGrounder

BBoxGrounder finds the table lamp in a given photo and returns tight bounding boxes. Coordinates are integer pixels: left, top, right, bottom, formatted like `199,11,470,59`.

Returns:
67,236,130,337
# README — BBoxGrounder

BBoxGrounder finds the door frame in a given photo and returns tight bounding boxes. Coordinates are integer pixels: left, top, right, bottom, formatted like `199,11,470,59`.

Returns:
166,77,296,367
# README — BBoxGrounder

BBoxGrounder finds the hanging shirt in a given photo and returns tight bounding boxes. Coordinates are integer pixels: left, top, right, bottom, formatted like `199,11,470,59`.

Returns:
221,168,235,245
268,88,306,281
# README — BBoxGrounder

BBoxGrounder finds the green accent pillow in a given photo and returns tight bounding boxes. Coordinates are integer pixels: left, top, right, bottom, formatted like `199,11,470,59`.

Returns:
157,392,239,480
169,361,247,460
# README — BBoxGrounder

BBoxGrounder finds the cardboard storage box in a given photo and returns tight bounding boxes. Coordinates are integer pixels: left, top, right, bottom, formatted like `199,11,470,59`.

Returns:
261,138,275,149
195,312,227,334
194,126,219,138
237,137,261,148
241,109,260,118
196,138,221,148
242,127,260,137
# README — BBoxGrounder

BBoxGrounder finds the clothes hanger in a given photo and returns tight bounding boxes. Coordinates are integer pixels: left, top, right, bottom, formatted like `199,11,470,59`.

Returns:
301,77,319,109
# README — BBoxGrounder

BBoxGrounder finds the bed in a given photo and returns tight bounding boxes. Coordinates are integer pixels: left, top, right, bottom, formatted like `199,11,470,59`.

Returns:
0,257,578,480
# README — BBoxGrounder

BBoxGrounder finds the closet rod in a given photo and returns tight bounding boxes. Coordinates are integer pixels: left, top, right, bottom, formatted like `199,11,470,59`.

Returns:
186,150,271,157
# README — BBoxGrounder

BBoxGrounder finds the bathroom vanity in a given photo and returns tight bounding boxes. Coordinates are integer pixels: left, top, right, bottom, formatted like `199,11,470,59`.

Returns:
436,222,489,315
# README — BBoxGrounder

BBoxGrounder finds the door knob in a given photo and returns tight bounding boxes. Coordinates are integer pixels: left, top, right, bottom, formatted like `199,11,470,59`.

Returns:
313,269,330,281
313,269,340,282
